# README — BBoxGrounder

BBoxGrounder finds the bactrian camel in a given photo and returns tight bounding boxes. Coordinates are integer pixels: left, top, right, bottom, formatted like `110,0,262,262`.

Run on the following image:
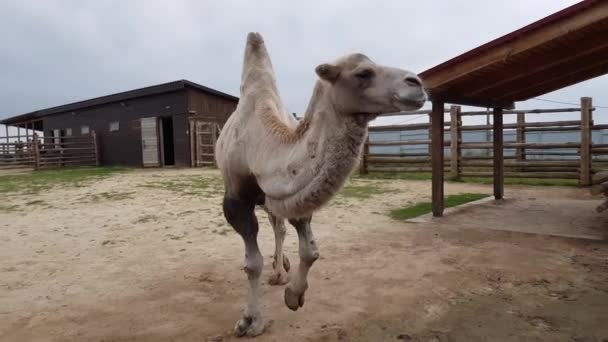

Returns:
215,32,427,337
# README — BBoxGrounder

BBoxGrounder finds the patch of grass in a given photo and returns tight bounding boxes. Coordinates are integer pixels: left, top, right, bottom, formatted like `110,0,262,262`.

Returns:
140,176,224,196
0,167,129,194
87,191,135,202
338,182,397,199
390,193,489,220
134,214,159,224
0,204,20,213
357,172,432,181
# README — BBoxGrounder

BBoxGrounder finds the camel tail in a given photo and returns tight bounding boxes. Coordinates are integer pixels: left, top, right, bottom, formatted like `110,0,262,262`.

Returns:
240,32,279,97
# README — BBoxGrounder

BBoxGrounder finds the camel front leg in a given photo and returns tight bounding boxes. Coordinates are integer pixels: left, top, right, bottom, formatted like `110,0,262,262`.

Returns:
284,216,319,311
223,196,265,337
265,209,290,285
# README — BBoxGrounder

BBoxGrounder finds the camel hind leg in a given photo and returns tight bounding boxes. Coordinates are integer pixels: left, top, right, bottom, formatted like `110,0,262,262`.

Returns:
263,207,290,285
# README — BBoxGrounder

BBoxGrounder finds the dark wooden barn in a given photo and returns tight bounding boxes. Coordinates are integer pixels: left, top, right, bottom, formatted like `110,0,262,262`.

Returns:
0,80,238,167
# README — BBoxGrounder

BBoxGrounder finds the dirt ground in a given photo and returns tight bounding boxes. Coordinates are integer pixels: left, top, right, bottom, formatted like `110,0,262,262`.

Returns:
1,168,607,342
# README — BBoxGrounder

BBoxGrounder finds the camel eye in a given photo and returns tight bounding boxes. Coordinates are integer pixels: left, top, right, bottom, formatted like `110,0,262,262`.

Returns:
355,69,374,80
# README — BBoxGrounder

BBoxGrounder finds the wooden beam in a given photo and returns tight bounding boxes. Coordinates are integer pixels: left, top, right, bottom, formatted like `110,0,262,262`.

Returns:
504,59,608,101
431,101,445,217
580,97,592,186
467,40,608,96
493,108,504,200
420,1,608,87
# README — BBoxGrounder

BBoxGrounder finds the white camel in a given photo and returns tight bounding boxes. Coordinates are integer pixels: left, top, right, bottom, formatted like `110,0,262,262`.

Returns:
215,32,426,337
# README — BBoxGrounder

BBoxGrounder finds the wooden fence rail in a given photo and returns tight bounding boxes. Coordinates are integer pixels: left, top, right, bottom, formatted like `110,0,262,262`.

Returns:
362,97,607,185
0,132,98,170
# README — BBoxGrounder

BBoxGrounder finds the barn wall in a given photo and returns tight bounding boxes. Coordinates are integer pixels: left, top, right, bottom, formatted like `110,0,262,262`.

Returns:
43,91,188,166
186,88,238,126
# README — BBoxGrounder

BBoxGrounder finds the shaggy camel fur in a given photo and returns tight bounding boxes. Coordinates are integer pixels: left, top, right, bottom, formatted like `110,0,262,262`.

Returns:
215,32,426,337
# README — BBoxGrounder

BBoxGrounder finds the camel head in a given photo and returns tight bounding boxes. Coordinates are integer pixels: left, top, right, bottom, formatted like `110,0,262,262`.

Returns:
315,53,426,117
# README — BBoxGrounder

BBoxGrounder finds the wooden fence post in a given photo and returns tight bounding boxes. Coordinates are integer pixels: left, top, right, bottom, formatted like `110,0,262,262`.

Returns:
359,133,369,175
91,131,100,166
516,113,526,160
450,105,462,180
580,97,592,186
32,133,40,170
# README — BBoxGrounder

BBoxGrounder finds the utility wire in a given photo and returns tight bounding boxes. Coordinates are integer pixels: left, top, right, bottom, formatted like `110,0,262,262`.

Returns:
531,97,608,109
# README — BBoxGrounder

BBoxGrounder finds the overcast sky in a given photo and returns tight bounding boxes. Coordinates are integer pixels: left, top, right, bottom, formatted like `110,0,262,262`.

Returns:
1,0,606,130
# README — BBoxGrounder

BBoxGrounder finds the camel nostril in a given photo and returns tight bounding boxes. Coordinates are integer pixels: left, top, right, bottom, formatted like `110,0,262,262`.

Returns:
404,77,422,87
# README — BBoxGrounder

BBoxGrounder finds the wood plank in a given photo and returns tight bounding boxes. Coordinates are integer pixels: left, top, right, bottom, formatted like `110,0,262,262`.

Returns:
368,139,431,147
493,108,504,200
431,101,445,217
461,172,579,179
368,157,432,163
461,142,581,149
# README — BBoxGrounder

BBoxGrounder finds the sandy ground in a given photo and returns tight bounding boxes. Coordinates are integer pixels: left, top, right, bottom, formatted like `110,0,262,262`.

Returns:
1,168,607,342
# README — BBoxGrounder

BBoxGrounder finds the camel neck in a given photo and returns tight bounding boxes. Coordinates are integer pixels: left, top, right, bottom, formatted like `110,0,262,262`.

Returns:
264,81,369,218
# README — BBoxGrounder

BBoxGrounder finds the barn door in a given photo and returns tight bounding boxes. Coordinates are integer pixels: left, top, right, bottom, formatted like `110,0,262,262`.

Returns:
140,117,160,167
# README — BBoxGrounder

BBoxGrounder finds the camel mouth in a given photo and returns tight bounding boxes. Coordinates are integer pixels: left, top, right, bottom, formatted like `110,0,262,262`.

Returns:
392,94,426,112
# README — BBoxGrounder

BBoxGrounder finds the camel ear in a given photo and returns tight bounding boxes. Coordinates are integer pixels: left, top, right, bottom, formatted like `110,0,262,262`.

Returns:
315,63,341,82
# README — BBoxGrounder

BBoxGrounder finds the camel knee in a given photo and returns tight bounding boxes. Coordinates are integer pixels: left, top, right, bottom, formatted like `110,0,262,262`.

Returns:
244,255,264,279
301,241,319,266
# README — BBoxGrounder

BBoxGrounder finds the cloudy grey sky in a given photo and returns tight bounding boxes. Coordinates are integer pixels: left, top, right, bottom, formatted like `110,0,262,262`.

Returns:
1,0,606,128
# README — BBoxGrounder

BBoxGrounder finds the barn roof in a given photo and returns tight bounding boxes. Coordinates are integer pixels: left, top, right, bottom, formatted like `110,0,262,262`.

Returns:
420,0,608,109
0,79,238,125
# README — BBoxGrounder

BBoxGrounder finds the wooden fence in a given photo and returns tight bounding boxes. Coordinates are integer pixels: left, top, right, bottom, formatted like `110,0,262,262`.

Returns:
0,133,99,170
361,97,607,185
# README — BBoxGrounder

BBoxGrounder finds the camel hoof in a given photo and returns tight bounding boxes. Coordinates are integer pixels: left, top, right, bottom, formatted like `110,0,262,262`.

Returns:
284,287,305,311
234,315,265,337
272,255,291,272
268,272,289,286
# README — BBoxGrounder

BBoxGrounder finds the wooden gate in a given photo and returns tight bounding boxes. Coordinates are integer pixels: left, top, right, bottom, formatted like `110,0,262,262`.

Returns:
190,120,220,167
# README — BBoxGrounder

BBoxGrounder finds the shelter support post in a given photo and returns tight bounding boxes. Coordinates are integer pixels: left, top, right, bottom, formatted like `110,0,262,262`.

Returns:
493,108,504,200
431,100,445,217
580,97,592,186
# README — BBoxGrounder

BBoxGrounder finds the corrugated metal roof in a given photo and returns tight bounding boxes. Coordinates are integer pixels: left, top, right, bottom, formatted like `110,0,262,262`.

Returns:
1,79,238,125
